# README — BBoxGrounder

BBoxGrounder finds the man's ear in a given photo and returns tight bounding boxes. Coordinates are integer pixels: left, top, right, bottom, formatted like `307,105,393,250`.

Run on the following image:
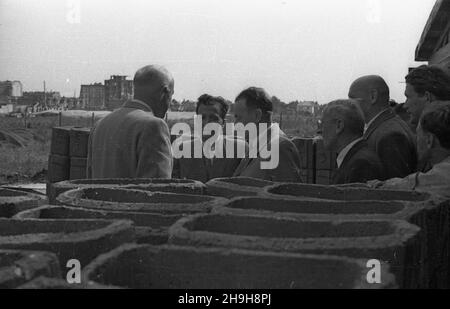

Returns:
335,119,344,135
427,132,437,149
424,91,435,103
369,89,379,105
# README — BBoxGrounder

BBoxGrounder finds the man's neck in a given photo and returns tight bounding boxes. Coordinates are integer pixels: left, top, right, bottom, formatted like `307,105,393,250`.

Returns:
133,97,153,109
366,106,388,124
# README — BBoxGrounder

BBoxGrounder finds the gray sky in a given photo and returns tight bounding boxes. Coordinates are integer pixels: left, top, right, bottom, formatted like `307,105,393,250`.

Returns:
0,0,436,103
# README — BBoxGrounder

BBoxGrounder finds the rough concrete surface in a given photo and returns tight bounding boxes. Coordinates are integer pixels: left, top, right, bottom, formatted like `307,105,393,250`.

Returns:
82,244,396,289
57,187,226,215
0,250,61,288
13,205,179,245
205,177,275,198
0,218,135,269
47,178,206,205
168,214,424,288
0,188,45,218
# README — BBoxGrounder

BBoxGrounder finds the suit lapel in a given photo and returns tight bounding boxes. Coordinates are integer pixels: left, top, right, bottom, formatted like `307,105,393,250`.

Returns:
332,140,366,184
340,140,366,168
364,109,395,140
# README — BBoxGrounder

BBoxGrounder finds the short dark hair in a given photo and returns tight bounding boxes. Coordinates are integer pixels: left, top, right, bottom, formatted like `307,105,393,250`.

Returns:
196,94,229,120
323,99,365,136
420,101,450,149
235,87,273,115
405,65,450,100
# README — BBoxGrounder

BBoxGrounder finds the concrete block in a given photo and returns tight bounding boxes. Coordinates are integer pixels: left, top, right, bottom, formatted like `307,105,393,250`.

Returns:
57,187,226,215
69,157,87,181
314,138,338,170
82,244,396,289
0,218,135,269
47,178,206,205
69,127,91,158
316,170,332,185
213,197,422,221
0,188,45,218
14,205,179,245
263,184,450,288
291,138,314,169
263,183,431,202
47,154,70,183
0,250,61,288
205,177,275,199
50,126,72,156
169,214,423,288
300,169,314,184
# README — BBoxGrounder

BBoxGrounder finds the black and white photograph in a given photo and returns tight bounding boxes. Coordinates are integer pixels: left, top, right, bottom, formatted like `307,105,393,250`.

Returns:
1,0,450,293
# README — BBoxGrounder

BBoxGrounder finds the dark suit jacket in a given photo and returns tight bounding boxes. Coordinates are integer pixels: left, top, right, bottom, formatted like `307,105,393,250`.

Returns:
87,100,173,179
233,130,302,183
364,109,417,180
172,136,248,183
331,140,385,185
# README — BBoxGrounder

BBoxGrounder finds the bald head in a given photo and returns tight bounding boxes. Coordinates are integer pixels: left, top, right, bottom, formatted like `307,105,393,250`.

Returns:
133,65,174,118
348,75,390,122
134,65,173,89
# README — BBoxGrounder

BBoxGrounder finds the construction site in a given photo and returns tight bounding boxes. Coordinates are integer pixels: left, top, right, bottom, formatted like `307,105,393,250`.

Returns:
1,0,450,291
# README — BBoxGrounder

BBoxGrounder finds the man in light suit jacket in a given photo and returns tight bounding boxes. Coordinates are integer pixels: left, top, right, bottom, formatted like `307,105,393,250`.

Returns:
87,65,174,179
172,94,248,182
232,87,302,182
349,75,417,180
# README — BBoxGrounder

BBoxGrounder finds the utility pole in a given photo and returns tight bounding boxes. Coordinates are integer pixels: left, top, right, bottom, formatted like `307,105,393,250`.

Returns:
43,81,47,110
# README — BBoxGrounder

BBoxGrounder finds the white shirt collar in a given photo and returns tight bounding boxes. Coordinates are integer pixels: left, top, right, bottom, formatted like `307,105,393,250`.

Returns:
364,108,390,133
336,137,363,168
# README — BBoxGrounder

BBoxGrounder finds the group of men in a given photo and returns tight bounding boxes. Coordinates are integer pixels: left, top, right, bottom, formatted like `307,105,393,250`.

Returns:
87,64,450,198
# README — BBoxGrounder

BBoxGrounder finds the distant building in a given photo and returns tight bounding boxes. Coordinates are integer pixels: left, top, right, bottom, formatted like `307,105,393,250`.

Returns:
80,83,105,110
415,0,450,74
0,80,23,105
0,104,13,115
296,101,319,115
104,75,133,110
18,91,61,110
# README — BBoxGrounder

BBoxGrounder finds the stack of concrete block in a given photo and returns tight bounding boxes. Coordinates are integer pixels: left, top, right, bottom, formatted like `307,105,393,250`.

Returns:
48,127,72,184
0,250,61,288
69,127,91,180
82,244,396,289
290,137,338,185
47,126,91,197
47,178,205,205
168,213,422,288
314,138,338,185
291,138,315,183
0,188,45,218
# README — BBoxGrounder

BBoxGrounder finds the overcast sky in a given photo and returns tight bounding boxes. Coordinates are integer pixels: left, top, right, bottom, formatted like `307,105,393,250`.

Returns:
0,0,436,103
